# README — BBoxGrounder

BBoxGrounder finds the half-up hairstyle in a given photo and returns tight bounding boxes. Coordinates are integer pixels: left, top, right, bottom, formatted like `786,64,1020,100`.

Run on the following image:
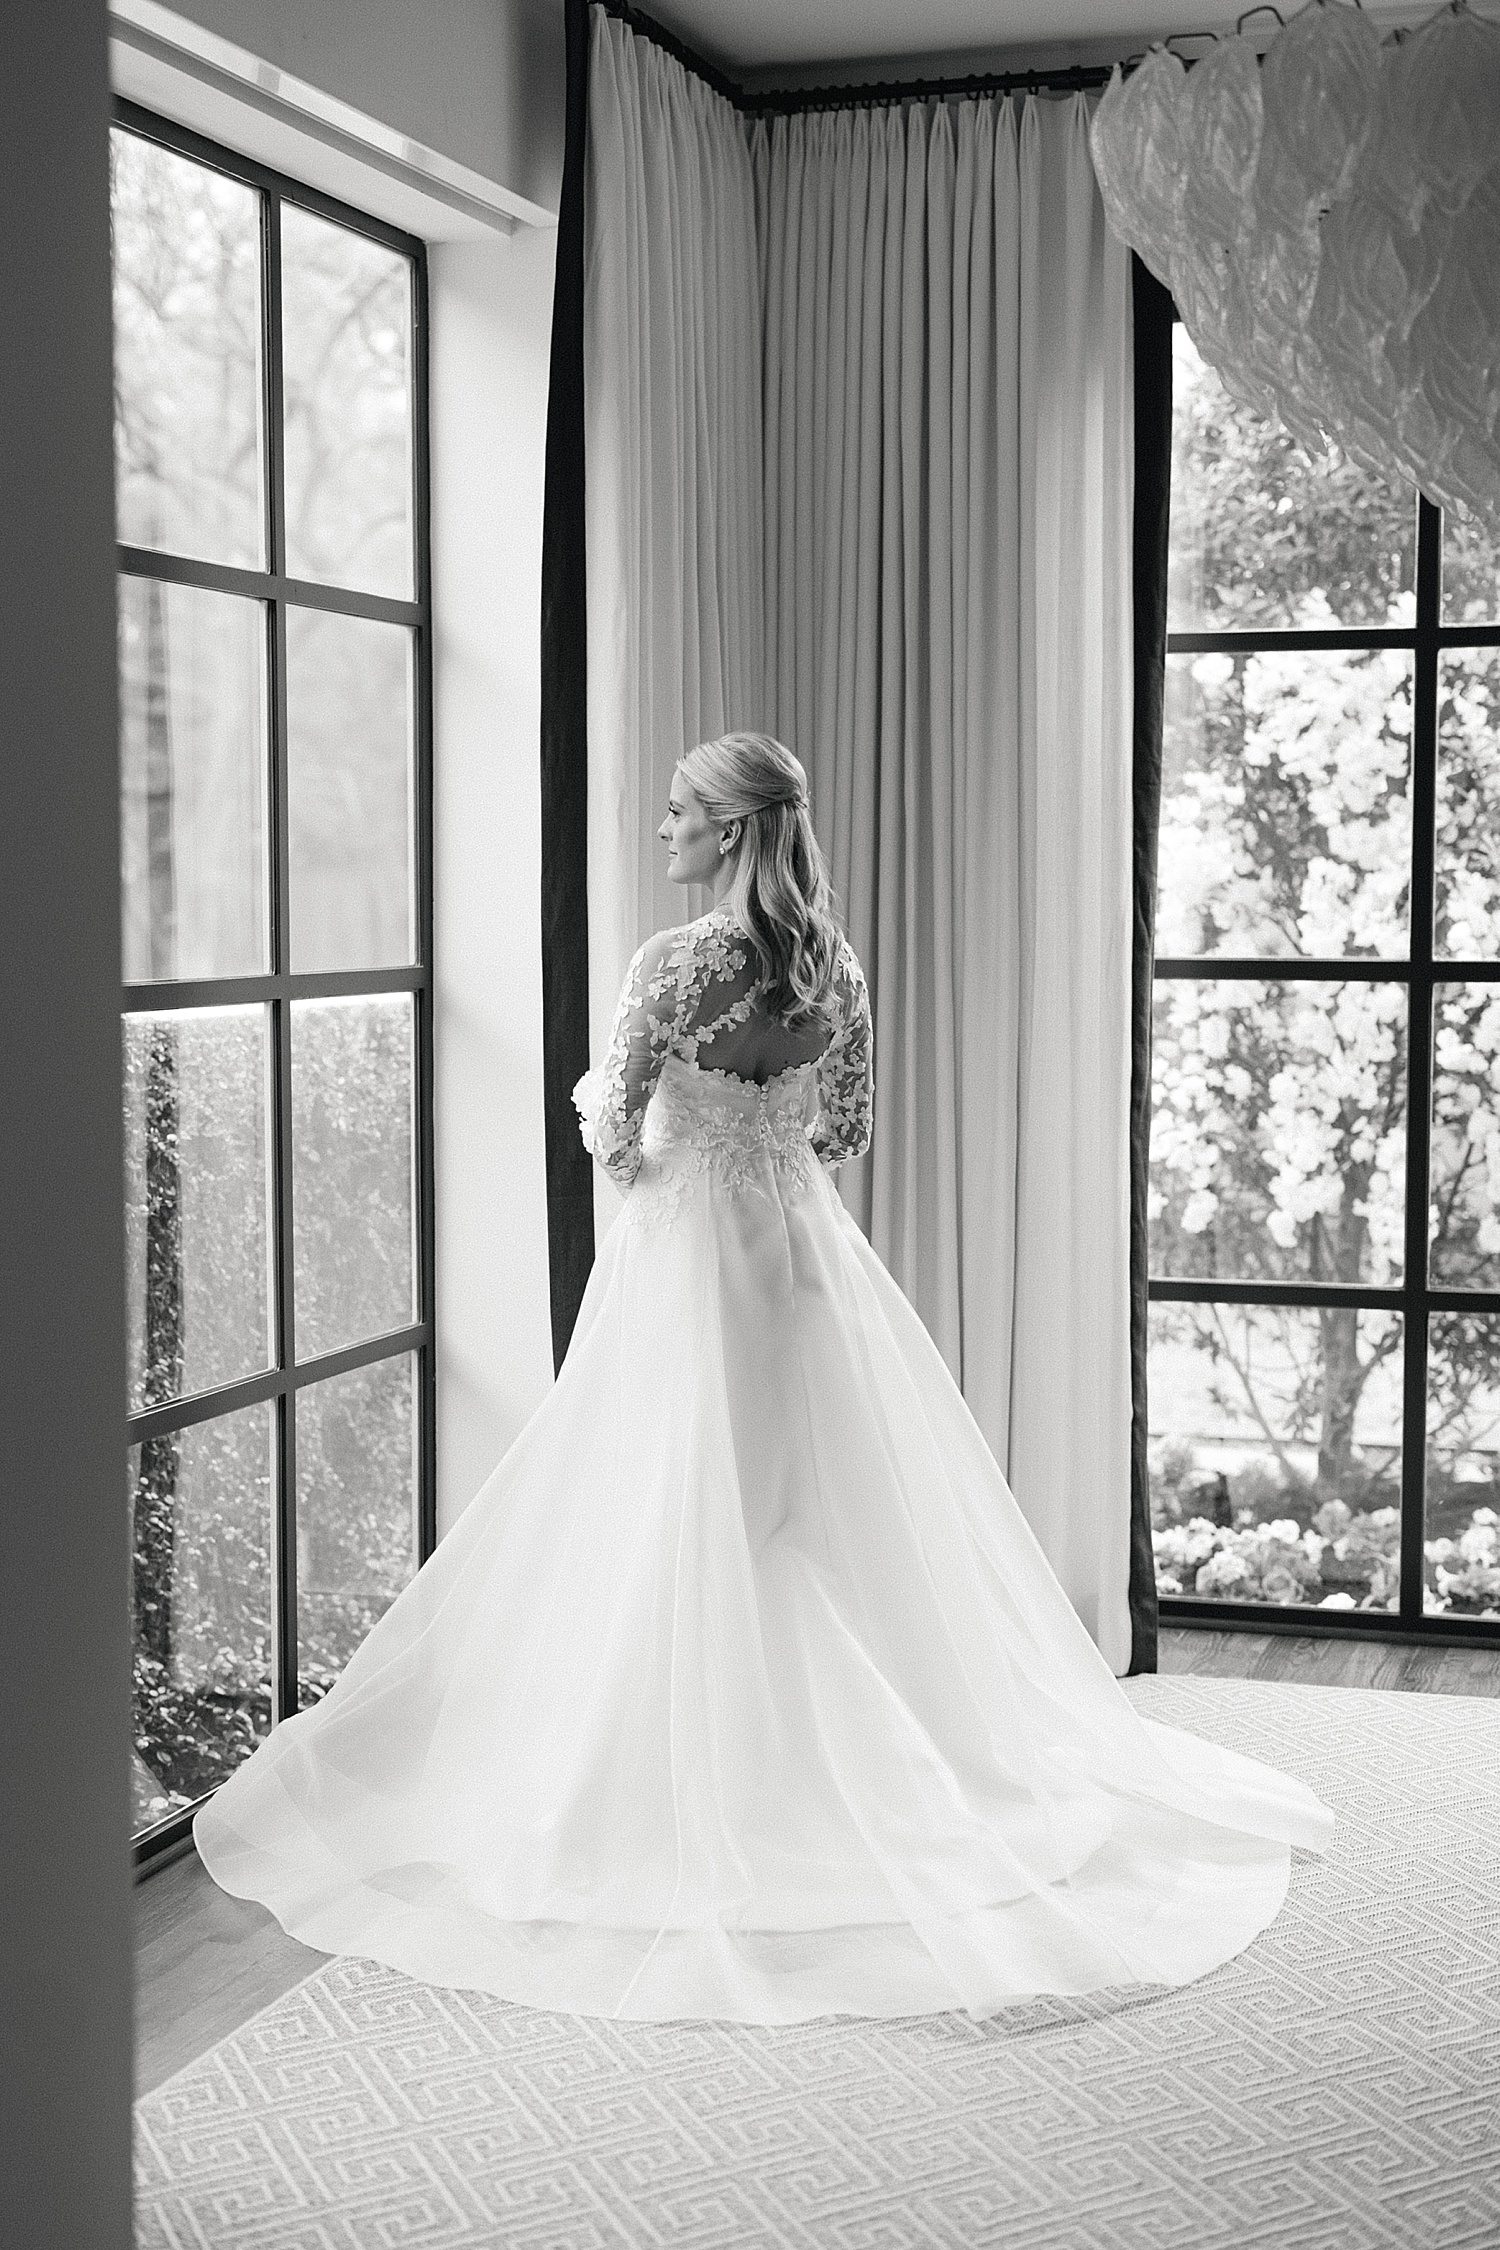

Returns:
677,731,844,1032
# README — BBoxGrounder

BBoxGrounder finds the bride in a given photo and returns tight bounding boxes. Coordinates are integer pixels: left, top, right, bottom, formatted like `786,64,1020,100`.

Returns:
194,729,1334,2025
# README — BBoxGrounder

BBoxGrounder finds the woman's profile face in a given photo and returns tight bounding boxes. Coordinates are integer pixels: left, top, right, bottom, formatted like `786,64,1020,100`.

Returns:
659,772,726,889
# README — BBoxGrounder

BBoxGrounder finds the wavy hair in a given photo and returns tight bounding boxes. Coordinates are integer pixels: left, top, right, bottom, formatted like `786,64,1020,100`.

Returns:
677,731,844,1031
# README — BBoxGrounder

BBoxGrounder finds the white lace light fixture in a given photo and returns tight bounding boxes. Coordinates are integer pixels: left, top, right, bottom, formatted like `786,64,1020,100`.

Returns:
1089,0,1500,528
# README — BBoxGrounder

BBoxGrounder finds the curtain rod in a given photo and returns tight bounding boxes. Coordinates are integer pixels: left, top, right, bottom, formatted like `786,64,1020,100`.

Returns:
595,0,745,104
593,0,1119,115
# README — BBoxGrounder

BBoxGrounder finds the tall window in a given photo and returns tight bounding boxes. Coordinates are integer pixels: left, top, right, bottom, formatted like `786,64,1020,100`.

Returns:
1151,321,1500,1638
1147,321,1500,1638
114,104,434,1854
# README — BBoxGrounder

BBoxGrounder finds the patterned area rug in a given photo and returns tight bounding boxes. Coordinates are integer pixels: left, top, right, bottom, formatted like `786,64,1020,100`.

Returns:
134,1676,1500,2249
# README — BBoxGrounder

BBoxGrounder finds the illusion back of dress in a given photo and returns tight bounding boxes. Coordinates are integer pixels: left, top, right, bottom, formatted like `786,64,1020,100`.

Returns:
688,982,830,1084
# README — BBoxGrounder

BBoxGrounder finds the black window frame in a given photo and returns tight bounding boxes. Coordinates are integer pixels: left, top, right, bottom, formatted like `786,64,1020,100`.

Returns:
117,97,437,1869
1141,288,1500,1651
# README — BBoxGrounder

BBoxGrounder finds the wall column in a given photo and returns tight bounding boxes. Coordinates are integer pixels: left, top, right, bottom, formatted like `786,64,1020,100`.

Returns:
0,5,134,2244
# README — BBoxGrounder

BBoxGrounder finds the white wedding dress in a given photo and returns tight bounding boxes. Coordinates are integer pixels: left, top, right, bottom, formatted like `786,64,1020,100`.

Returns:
194,905,1334,2024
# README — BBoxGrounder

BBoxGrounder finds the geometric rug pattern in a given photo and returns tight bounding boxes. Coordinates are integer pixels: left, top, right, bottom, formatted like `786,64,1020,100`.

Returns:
134,1676,1500,2249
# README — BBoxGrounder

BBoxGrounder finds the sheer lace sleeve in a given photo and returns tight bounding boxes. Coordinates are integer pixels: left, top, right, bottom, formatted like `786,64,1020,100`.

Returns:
810,937,874,1169
572,931,679,1190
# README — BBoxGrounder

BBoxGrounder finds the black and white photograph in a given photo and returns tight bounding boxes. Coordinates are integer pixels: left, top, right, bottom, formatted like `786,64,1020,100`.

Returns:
4,1,1498,2244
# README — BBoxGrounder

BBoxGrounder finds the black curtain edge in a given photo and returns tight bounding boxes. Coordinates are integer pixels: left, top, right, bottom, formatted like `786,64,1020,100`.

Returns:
1126,253,1174,1676
539,0,595,1376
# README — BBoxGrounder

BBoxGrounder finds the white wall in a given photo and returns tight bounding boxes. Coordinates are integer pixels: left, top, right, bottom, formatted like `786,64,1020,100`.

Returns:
149,0,565,215
4,8,134,2242
430,225,559,1532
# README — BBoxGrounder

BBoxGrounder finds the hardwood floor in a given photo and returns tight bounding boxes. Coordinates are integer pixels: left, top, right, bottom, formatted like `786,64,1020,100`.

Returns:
135,1842,323,2101
134,1625,1500,2099
1158,1624,1500,1698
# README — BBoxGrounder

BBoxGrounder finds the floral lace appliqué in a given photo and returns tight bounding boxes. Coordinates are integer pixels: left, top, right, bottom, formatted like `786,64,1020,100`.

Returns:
573,908,874,1221
625,1058,824,1233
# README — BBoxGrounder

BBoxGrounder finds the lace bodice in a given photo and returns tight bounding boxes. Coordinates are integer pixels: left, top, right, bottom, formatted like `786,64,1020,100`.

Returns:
572,907,874,1199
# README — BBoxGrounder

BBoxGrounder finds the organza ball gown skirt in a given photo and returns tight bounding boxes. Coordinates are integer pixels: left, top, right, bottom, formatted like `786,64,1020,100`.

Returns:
195,1059,1334,2025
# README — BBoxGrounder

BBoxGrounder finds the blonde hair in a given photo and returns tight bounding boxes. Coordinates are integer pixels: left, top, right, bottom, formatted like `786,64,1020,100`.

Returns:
677,730,843,1031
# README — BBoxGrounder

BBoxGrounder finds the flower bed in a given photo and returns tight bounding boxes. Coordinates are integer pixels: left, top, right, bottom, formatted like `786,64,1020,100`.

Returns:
1154,1501,1500,1616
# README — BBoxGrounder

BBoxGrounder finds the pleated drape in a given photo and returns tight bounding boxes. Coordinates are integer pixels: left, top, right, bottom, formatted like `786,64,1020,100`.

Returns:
754,93,1135,1667
576,8,1141,1668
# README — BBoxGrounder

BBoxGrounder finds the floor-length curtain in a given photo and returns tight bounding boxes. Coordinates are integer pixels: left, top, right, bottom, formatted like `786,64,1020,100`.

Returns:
583,11,765,1243
562,5,1145,1669
755,92,1137,1668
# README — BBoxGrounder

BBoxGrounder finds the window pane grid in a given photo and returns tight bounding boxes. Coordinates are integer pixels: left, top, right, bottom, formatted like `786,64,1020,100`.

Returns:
1151,327,1499,1642
1154,960,1500,980
122,967,425,1012
117,541,422,628
125,1325,429,1444
116,98,435,1852
1169,625,1500,655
